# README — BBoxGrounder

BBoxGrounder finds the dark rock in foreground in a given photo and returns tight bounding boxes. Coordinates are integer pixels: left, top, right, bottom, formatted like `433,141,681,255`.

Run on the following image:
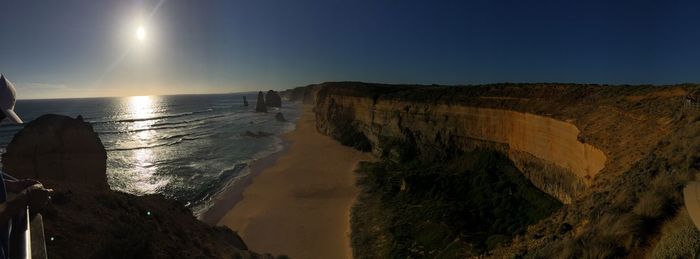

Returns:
2,114,272,258
255,91,267,112
275,112,286,122
42,184,271,259
2,114,108,190
265,90,282,108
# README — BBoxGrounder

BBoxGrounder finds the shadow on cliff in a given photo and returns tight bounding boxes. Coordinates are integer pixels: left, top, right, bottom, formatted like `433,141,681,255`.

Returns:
351,150,562,258
320,98,372,152
303,81,700,258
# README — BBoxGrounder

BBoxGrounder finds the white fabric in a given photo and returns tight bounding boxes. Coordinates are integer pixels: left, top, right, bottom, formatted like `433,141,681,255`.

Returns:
3,109,21,124
0,75,22,124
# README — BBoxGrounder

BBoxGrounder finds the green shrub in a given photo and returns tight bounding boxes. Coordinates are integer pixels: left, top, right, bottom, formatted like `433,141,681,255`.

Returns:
651,208,700,259
351,150,562,257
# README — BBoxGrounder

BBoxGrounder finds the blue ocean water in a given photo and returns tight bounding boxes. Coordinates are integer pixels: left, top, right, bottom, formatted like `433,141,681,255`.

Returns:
0,93,299,216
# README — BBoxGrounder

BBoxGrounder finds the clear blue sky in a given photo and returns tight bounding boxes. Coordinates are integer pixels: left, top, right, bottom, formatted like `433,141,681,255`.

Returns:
1,0,699,99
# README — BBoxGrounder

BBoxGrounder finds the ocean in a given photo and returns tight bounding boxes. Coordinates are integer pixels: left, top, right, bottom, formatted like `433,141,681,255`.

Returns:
0,93,300,216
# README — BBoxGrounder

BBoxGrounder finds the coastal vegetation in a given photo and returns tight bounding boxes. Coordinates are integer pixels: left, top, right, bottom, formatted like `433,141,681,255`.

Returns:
351,150,562,258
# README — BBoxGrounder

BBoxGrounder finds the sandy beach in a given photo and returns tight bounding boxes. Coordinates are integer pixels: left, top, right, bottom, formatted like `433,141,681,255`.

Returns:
218,105,372,259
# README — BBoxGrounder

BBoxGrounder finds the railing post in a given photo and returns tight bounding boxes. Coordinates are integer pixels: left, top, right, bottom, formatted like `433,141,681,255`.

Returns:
23,208,30,259
29,213,46,259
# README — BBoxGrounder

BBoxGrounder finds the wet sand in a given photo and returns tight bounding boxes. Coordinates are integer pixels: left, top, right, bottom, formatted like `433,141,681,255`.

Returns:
218,105,371,259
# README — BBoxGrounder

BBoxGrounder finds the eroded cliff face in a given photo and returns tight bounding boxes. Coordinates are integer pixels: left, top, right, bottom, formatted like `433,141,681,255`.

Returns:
280,84,322,104
315,86,606,203
305,82,699,257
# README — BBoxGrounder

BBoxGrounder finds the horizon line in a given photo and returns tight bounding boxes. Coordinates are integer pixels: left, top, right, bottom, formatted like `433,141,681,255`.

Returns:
16,90,261,101
17,80,700,101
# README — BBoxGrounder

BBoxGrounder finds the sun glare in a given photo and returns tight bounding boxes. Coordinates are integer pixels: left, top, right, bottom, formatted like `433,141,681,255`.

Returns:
128,95,154,119
136,26,146,41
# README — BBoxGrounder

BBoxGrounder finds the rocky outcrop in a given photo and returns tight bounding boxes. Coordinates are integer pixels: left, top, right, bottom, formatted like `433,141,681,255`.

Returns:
2,114,108,190
275,112,286,122
265,90,282,108
280,85,321,104
43,185,271,259
255,91,267,112
1,114,272,258
279,86,306,102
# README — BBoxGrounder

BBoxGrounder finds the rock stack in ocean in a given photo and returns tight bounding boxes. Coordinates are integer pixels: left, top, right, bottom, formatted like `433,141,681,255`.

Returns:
275,112,286,122
255,91,267,112
265,90,282,108
2,114,108,190
243,96,249,106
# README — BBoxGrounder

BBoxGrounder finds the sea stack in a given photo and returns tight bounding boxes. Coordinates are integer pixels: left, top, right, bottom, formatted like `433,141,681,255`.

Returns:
2,114,108,190
275,112,286,122
243,96,249,106
255,91,267,112
265,90,282,108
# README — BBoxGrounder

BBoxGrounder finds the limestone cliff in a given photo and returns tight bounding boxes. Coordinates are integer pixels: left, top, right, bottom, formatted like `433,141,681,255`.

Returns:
313,83,613,203
303,81,700,257
265,90,282,108
255,91,267,112
280,85,321,104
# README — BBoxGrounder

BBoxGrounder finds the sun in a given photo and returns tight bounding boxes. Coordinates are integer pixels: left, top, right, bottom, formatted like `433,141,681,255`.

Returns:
136,26,146,41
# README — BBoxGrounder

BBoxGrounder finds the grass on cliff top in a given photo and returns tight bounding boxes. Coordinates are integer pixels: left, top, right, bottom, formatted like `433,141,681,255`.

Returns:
351,150,562,258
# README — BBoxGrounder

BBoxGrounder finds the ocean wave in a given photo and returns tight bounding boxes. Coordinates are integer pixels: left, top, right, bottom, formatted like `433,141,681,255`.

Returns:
91,112,194,124
159,133,189,141
150,114,227,128
106,134,210,151
188,163,248,209
190,136,289,216
106,141,178,152
91,108,213,124
95,113,238,135
96,123,197,135
0,124,24,132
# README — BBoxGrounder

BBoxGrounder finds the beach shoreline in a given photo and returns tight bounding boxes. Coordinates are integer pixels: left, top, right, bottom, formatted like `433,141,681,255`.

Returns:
199,103,302,225
198,138,292,225
216,105,371,259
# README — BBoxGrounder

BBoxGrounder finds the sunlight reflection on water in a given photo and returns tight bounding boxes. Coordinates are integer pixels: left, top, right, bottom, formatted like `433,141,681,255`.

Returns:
124,95,169,193
1,93,301,214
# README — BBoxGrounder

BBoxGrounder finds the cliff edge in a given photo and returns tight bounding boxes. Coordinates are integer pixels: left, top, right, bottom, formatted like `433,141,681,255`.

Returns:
302,82,700,257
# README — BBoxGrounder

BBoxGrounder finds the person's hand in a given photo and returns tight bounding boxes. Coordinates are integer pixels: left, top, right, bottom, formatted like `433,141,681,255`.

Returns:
5,179,41,193
25,184,51,214
15,179,40,189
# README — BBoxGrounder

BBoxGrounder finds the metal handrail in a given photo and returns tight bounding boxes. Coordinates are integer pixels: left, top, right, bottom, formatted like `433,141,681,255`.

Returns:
2,173,46,259
23,208,30,259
